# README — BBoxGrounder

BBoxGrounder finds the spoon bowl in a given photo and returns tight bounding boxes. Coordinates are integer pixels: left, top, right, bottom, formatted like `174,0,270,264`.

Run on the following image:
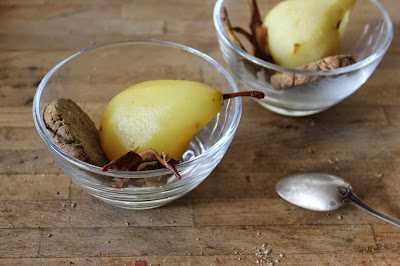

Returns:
276,173,349,211
276,173,400,228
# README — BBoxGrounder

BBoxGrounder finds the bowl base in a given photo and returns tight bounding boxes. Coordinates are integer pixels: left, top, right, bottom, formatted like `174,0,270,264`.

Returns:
255,100,329,117
90,193,183,210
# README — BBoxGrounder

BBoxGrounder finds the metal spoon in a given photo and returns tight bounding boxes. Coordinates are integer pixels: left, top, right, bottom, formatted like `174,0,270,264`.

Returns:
276,173,400,228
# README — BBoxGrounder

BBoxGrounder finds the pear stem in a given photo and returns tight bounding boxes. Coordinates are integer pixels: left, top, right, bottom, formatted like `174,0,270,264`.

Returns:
223,91,265,100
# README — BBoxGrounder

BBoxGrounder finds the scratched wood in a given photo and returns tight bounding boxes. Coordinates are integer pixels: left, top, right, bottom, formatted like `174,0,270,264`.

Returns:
193,197,400,226
1,254,400,266
1,0,400,265
36,225,374,257
0,199,193,229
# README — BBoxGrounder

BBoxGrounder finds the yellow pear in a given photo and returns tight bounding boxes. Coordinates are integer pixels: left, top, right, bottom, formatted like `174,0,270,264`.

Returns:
99,80,224,160
100,80,264,161
264,0,356,68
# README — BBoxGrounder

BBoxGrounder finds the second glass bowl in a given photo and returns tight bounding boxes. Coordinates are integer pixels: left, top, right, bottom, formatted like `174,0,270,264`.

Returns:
214,0,393,116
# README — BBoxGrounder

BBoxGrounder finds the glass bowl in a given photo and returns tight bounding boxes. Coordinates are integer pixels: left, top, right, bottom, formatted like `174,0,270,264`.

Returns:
33,40,241,209
214,0,393,116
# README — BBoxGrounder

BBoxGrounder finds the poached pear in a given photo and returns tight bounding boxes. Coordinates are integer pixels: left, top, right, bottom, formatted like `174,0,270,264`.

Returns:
99,80,263,161
264,0,356,68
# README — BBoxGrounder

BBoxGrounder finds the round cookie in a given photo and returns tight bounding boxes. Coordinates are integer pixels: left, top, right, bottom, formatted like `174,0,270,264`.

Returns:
43,98,109,167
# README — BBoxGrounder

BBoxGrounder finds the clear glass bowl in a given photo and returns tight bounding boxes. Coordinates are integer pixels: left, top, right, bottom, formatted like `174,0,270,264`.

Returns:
33,40,241,209
214,0,393,116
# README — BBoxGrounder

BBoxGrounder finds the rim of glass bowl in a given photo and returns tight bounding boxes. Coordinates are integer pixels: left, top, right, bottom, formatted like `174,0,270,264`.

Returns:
33,39,241,185
213,0,393,76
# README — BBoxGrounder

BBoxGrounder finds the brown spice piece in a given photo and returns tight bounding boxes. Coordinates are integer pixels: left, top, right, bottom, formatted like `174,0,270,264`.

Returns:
223,4,274,80
103,149,180,179
43,98,108,166
271,55,356,90
139,149,181,180
102,151,142,172
248,0,271,62
223,7,246,50
102,149,181,188
223,2,272,63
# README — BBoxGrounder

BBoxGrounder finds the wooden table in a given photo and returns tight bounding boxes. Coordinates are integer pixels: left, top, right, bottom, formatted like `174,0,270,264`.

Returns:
1,0,399,265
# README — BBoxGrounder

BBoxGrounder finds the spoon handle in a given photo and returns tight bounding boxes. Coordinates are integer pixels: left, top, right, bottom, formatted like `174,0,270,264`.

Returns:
348,191,400,228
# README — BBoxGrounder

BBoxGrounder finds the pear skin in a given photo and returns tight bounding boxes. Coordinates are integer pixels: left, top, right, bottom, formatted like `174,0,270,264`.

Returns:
99,80,223,161
264,0,357,68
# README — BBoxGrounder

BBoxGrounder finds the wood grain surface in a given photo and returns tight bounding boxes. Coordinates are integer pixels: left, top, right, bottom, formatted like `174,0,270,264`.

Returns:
1,0,400,265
